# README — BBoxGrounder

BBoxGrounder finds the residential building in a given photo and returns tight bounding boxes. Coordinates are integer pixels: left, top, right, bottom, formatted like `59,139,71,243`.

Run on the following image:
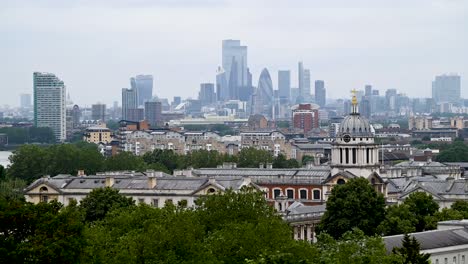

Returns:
83,126,112,144
292,104,320,135
127,108,144,122
432,74,461,104
122,87,138,120
91,103,106,122
408,116,433,130
240,131,292,158
33,72,66,142
131,75,153,107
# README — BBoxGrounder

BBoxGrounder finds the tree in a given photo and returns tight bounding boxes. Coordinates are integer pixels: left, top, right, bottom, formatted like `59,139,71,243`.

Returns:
403,192,439,232
237,148,273,168
142,149,181,172
273,154,300,168
0,177,26,201
436,141,468,162
0,199,85,264
7,144,48,183
435,208,463,221
301,155,315,165
392,234,430,264
319,178,386,239
451,201,468,218
79,187,135,222
317,229,401,264
104,151,147,172
378,204,417,236
0,165,5,179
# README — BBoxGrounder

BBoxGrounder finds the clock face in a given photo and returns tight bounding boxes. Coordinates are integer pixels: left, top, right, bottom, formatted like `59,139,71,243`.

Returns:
343,134,351,143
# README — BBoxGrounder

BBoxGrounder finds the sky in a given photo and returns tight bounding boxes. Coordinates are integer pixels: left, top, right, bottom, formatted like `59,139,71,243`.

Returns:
1,0,467,107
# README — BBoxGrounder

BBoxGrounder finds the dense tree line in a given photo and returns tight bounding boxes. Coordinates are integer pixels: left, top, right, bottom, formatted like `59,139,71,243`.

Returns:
0,127,55,144
436,139,468,162
5,143,300,183
0,187,425,264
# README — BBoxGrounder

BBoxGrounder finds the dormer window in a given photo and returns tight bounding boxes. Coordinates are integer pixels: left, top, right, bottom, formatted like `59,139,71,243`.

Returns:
208,188,216,194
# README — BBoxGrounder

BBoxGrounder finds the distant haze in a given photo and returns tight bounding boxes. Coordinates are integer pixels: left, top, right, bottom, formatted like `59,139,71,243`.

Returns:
1,0,467,106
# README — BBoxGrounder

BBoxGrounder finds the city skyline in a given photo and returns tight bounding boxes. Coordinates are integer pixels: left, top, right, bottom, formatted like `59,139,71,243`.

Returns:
1,0,467,106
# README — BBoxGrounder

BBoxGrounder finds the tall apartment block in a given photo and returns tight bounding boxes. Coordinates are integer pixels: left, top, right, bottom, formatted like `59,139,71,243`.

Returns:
33,72,66,142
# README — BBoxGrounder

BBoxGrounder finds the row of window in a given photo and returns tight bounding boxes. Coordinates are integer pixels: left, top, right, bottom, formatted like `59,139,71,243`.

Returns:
271,188,321,200
434,255,465,264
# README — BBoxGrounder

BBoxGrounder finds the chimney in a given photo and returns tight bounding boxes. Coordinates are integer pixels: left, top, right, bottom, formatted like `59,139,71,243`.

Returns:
266,163,273,169
148,176,157,189
77,170,85,176
259,163,264,169
105,176,114,187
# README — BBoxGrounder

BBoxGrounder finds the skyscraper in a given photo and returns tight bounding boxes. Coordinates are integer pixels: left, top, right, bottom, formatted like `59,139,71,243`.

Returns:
315,80,326,107
131,75,153,106
253,68,274,119
222,40,248,100
91,103,106,122
122,88,138,120
365,85,372,96
144,101,162,127
216,66,228,101
33,72,66,142
198,83,216,106
278,70,291,102
20,93,32,108
298,62,311,102
432,74,461,104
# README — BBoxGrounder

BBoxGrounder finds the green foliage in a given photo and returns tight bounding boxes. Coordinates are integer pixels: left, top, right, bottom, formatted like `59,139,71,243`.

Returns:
434,208,463,221
319,178,386,239
104,151,147,172
392,234,430,264
0,199,85,264
451,201,468,218
0,126,55,144
238,147,273,168
0,177,26,201
273,154,300,168
79,187,135,222
106,120,120,131
7,143,105,183
436,140,468,162
301,155,315,165
317,229,401,264
276,121,290,129
378,204,417,236
0,165,5,179
403,192,439,232
7,144,49,183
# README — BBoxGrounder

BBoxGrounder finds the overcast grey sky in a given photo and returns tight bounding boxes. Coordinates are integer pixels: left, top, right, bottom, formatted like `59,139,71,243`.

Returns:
1,0,467,107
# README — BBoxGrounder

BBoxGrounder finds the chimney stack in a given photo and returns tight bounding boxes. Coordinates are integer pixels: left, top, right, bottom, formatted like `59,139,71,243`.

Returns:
148,176,157,189
105,176,114,187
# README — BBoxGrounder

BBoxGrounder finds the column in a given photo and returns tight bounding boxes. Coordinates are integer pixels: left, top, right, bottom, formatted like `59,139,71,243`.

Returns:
307,225,312,242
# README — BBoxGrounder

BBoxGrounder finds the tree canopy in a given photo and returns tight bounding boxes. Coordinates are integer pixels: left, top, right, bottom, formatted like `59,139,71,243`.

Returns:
319,178,386,239
436,140,468,162
79,187,135,222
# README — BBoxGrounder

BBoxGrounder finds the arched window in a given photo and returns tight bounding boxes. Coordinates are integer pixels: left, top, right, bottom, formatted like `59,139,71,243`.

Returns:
337,179,346,185
371,178,376,185
39,186,48,203
207,188,216,194
286,189,294,199
300,189,307,199
313,189,321,200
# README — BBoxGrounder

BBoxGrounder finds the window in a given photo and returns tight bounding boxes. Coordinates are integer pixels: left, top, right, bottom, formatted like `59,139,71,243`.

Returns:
208,188,216,194
352,148,357,164
345,148,349,164
453,257,456,264
286,189,294,199
445,258,448,264
41,195,49,203
337,179,346,185
435,260,438,264
178,200,188,207
274,189,281,199
300,189,307,199
313,190,321,200
138,198,145,204
462,255,465,264
152,199,159,207
165,199,173,206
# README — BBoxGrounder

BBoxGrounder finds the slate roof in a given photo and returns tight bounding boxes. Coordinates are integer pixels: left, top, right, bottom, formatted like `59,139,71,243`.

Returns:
400,177,468,198
384,228,468,253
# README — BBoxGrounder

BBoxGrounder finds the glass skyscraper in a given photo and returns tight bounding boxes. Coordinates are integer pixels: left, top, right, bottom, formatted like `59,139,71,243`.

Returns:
131,75,153,107
432,74,461,104
222,40,248,100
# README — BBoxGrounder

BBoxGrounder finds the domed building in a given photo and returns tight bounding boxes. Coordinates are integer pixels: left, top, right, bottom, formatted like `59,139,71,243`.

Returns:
324,91,387,196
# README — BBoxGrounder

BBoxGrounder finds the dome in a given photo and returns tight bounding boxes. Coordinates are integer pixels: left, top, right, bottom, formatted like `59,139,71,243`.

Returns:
338,113,373,137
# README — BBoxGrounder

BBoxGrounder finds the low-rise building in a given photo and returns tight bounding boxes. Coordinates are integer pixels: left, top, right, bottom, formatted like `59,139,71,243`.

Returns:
24,172,260,207
83,126,112,144
240,131,293,158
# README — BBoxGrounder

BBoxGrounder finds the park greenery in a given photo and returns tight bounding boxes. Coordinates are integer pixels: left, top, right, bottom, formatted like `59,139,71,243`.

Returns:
0,126,55,144
4,143,300,183
0,187,427,264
